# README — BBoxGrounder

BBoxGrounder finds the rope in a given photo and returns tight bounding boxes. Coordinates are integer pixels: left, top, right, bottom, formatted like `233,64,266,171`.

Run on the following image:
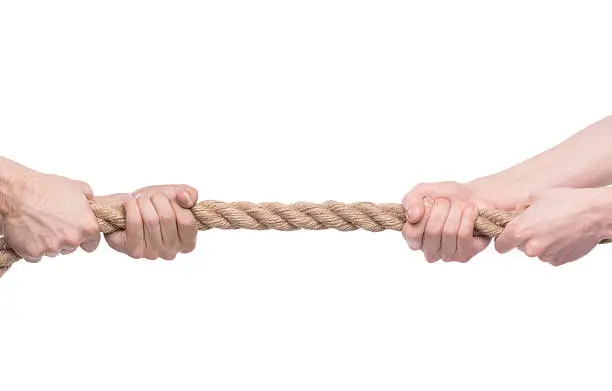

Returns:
0,201,518,274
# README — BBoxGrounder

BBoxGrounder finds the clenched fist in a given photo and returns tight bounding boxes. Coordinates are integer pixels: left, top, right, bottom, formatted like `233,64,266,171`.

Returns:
98,185,199,260
1,165,100,262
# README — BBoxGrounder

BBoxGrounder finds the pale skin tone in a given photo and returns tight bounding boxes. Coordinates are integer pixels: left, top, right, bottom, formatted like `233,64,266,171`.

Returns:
3,116,612,270
403,115,612,266
0,157,199,265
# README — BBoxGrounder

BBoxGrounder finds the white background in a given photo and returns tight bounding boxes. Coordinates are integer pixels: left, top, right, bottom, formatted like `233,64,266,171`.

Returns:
1,1,612,390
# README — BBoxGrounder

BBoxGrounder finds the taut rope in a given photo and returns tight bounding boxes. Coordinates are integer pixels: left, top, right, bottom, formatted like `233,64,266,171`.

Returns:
0,201,517,274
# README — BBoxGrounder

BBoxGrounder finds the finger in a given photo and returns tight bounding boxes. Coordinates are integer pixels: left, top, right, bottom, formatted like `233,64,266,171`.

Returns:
41,236,60,257
473,236,491,255
175,186,198,209
455,204,478,262
137,196,163,259
402,197,434,251
21,243,44,262
104,231,124,253
123,197,145,258
60,247,77,255
422,198,450,262
80,232,101,253
171,200,198,254
402,223,423,251
440,201,464,261
79,206,102,253
402,192,425,224
151,193,180,260
494,220,525,254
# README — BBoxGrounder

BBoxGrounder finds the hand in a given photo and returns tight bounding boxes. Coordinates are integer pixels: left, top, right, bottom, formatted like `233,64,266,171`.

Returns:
0,170,100,262
401,179,526,263
99,185,199,260
494,187,612,266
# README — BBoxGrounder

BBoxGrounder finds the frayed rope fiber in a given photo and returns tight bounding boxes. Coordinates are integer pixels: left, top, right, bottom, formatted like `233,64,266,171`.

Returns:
0,201,518,274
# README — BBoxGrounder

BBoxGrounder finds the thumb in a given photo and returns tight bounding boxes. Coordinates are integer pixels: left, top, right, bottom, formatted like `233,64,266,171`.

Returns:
79,181,95,201
104,231,128,253
176,186,198,208
473,236,491,254
402,193,425,224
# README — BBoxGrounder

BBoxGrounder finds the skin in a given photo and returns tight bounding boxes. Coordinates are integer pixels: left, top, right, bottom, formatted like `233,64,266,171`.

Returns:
0,157,199,263
403,115,612,265
495,188,612,266
98,185,199,260
0,159,100,261
402,180,526,262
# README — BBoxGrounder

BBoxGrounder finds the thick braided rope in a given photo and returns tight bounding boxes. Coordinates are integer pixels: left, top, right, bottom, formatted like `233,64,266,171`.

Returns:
0,201,517,275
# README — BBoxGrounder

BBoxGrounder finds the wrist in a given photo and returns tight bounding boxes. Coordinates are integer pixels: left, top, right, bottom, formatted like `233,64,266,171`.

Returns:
0,157,38,216
466,174,533,210
591,187,612,241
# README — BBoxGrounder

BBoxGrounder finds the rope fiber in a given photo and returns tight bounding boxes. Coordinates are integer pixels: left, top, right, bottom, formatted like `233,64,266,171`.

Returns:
0,201,518,274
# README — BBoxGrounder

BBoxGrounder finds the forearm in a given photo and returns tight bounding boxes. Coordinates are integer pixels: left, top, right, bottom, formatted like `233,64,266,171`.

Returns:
469,115,612,202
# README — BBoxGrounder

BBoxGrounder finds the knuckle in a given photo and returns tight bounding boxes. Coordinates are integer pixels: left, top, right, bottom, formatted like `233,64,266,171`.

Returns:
62,233,81,249
42,237,60,253
464,205,477,219
436,198,450,207
425,224,441,237
513,228,528,242
455,200,468,210
458,229,471,242
145,216,160,227
159,213,175,225
87,224,100,237
79,223,99,238
177,214,196,229
442,226,455,237
150,193,167,203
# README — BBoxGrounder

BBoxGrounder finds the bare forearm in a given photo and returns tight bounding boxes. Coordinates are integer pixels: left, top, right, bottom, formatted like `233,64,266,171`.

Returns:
470,116,612,202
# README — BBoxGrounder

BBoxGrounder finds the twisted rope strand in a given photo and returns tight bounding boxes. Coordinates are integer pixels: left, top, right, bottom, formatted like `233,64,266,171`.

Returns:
0,201,517,274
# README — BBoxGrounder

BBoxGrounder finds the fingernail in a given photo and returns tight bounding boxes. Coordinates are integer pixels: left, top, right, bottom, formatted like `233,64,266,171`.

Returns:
182,191,192,205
